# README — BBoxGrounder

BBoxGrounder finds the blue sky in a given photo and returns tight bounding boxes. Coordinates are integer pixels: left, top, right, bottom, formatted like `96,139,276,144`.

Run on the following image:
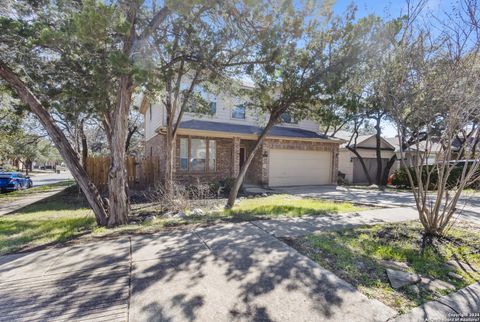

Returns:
332,0,449,20
331,0,452,137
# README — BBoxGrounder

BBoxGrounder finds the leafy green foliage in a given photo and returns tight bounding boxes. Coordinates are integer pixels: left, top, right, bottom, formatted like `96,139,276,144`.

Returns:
298,222,479,312
224,194,362,217
392,166,480,190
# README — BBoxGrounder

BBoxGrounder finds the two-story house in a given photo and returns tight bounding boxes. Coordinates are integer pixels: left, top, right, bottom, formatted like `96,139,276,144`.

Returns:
140,87,342,187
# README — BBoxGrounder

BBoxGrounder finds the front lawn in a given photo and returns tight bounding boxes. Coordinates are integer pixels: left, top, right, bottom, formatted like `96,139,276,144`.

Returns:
289,222,480,313
0,190,364,255
223,194,363,218
0,187,95,254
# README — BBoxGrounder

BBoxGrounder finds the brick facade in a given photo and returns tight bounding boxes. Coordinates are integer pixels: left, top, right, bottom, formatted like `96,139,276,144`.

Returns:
145,133,339,186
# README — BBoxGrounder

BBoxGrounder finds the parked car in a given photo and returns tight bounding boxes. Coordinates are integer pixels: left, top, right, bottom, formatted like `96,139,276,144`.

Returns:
0,172,33,192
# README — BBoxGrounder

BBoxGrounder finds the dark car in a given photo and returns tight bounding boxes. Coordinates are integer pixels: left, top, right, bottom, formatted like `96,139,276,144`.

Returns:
0,172,33,192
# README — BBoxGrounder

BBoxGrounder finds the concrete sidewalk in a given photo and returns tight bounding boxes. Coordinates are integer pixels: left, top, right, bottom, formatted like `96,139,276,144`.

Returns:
0,222,396,321
0,211,477,321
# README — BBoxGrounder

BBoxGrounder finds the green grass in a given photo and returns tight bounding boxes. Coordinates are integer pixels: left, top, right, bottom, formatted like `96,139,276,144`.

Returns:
0,189,95,254
222,194,363,218
293,222,480,313
0,192,363,255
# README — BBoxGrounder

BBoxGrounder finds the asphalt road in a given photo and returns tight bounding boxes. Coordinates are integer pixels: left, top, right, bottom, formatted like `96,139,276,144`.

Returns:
30,171,73,187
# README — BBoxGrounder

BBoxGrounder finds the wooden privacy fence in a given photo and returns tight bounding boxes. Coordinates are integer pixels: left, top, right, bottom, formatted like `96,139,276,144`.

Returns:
85,156,161,190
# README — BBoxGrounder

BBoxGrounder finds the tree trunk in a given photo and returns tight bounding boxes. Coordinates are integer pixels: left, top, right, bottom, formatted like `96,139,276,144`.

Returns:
79,119,88,169
107,78,133,227
0,60,108,226
226,117,276,208
374,117,383,185
164,126,175,196
106,2,139,227
347,146,373,185
125,125,137,152
381,154,397,186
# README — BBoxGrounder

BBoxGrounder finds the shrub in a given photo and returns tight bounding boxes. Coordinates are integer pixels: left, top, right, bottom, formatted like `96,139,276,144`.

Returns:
392,165,480,190
219,177,237,195
206,177,242,197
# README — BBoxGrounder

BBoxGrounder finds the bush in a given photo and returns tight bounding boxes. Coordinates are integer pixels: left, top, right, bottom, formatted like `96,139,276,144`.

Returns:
392,165,480,190
206,177,241,197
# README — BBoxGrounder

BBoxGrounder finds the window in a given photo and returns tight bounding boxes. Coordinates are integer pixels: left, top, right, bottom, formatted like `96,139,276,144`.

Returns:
180,138,188,170
209,101,217,114
232,104,246,119
190,139,206,171
209,141,216,171
179,138,216,172
149,104,152,120
280,112,296,124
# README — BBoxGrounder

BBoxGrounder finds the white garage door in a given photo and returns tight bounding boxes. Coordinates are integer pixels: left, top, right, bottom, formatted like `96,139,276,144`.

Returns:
268,149,332,187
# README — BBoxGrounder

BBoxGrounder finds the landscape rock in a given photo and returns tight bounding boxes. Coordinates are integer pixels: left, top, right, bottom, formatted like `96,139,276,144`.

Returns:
386,268,421,289
420,277,455,292
379,260,410,271
191,208,204,216
162,211,175,218
174,211,187,219
407,284,420,297
355,261,367,270
144,215,156,223
445,260,477,273
261,193,268,197
447,272,464,280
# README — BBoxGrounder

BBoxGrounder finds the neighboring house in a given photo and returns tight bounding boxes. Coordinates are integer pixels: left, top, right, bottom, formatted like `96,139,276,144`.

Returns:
333,131,396,184
385,137,440,167
140,88,343,187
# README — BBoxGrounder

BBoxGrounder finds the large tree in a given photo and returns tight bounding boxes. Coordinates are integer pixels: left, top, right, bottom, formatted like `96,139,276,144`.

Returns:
226,6,365,207
0,1,171,226
142,0,273,196
388,2,480,237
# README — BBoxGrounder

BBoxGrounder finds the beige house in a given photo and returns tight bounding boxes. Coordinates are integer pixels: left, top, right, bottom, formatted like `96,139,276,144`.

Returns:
333,131,396,184
140,88,343,187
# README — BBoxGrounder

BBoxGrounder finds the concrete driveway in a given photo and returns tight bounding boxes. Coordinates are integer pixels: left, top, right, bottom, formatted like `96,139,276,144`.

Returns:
273,185,480,223
0,221,397,322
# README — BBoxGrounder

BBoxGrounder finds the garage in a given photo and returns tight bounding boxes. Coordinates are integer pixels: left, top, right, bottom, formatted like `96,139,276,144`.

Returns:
268,149,332,187
352,157,390,184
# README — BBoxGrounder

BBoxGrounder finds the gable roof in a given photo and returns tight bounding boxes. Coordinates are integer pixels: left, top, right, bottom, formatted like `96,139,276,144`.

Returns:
169,119,338,141
385,137,442,153
331,131,396,150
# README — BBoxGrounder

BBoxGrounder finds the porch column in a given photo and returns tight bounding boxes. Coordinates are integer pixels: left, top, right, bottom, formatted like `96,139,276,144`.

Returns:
232,137,240,177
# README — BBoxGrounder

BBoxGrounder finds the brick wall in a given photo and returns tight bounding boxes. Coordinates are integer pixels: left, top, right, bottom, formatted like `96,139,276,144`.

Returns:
174,135,234,184
243,140,264,185
145,133,340,186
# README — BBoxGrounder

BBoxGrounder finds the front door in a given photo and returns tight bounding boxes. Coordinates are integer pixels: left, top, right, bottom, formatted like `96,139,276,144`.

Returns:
239,147,246,170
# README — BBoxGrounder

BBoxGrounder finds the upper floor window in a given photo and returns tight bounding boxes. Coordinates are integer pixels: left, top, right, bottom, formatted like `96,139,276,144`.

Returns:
149,104,152,120
232,104,246,119
280,112,297,124
209,101,217,114
186,100,216,115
